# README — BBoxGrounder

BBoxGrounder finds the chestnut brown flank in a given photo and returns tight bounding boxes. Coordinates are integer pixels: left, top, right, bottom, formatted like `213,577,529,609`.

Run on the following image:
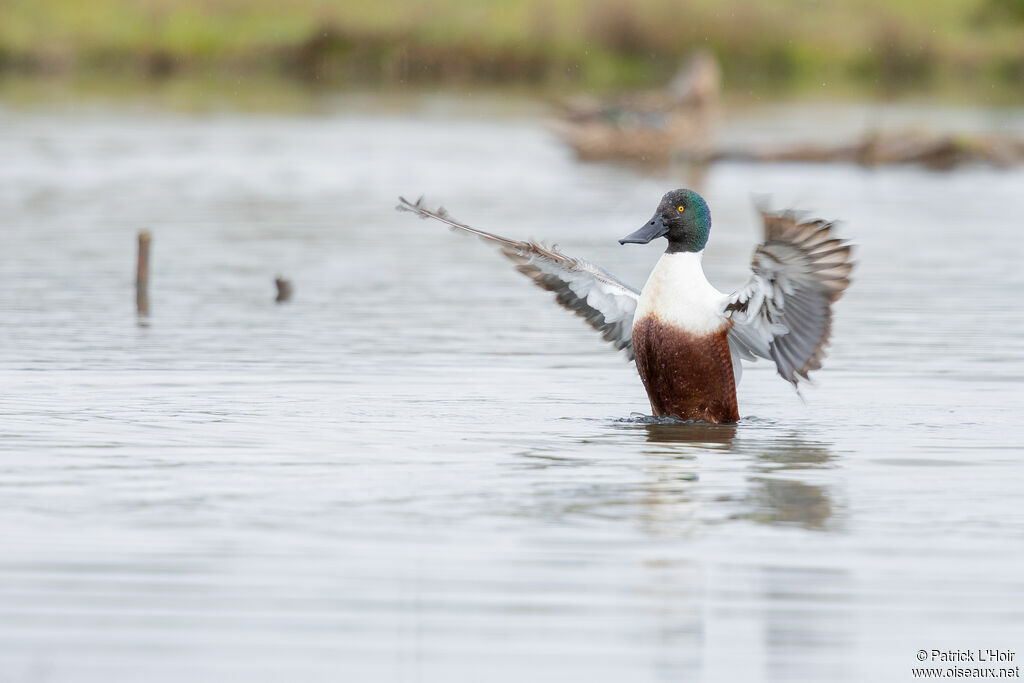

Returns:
632,315,739,423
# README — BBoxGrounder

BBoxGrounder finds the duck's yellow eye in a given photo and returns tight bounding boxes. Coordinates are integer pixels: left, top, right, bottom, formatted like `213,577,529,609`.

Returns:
677,205,685,213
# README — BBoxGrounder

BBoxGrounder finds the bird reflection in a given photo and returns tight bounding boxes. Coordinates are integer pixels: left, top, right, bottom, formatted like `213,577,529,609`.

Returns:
738,434,837,530
745,477,833,529
607,424,844,679
641,420,737,448
745,435,835,472
620,422,838,531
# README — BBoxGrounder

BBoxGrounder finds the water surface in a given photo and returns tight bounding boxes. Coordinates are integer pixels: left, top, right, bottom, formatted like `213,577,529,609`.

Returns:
1,97,1023,682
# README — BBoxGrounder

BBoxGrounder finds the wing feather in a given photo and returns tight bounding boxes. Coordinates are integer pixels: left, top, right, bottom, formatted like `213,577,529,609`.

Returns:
397,196,640,360
724,208,854,386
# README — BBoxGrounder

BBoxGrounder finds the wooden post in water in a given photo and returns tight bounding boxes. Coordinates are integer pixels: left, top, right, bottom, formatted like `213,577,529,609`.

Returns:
136,231,151,316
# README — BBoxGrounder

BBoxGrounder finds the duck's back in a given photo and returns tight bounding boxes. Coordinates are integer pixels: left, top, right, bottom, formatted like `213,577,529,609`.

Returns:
632,252,739,423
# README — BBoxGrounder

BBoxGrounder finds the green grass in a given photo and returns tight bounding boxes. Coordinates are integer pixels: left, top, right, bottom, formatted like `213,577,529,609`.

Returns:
1,0,1023,99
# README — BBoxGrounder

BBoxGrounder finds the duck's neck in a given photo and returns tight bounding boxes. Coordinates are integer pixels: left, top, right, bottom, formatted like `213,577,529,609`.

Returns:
666,239,705,254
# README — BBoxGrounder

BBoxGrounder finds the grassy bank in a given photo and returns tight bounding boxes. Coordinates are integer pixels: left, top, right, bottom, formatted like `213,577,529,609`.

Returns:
2,0,1024,98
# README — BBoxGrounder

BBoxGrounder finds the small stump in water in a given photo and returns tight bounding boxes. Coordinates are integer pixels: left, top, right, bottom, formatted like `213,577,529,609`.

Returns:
275,277,293,303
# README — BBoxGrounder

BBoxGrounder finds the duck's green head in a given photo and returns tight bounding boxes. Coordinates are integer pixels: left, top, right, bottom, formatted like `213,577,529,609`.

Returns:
619,189,711,253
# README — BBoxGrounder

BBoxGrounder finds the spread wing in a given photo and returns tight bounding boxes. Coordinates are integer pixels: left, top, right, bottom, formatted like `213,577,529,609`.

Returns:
397,196,640,360
724,209,854,386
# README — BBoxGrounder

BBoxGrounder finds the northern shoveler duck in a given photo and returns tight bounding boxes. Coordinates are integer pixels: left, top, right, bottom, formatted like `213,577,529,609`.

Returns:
397,189,853,423
554,51,720,164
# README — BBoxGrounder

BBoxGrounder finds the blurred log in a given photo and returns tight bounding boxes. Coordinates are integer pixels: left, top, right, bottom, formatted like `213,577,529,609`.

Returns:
136,231,151,316
275,277,293,303
698,131,1024,170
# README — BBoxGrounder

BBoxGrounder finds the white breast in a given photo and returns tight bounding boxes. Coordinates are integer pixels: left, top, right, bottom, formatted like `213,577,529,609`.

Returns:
634,251,728,335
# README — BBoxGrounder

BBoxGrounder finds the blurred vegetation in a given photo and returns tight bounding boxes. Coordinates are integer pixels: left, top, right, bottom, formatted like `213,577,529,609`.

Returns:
1,0,1023,98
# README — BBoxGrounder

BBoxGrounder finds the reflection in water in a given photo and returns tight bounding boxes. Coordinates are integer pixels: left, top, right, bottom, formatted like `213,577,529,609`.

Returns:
760,564,855,682
703,563,856,682
745,434,836,472
612,422,839,531
741,433,838,530
625,425,844,679
607,423,845,678
746,477,833,529
640,421,737,448
607,422,735,535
